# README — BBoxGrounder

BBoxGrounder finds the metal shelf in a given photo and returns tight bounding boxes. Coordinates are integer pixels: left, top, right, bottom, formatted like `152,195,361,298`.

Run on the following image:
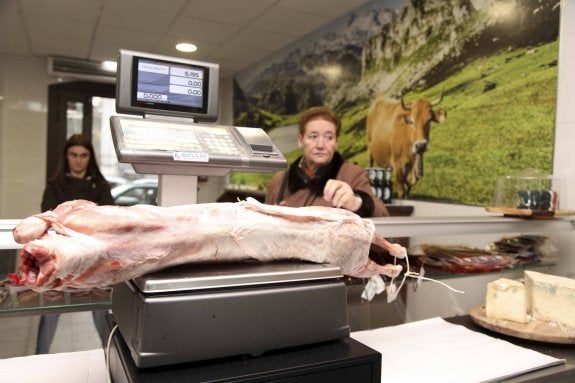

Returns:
0,287,112,318
372,215,575,238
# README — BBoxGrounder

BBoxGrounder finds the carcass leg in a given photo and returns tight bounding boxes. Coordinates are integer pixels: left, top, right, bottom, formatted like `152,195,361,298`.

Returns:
372,233,407,259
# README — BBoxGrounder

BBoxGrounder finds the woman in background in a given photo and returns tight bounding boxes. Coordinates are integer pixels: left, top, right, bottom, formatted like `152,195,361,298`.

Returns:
265,106,388,217
37,133,114,354
41,134,114,211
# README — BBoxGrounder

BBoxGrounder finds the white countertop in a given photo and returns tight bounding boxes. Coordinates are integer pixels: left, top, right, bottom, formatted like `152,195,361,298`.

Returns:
0,318,565,383
0,349,106,382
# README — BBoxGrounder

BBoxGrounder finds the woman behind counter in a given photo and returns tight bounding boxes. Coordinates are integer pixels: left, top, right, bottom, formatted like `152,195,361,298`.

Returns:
41,134,114,212
265,106,388,218
37,133,114,354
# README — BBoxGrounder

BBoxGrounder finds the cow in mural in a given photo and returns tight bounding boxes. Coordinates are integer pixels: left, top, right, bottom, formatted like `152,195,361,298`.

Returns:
366,92,446,199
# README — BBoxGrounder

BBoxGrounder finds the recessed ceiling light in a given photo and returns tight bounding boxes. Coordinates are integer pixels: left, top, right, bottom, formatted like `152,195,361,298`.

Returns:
102,60,117,72
176,42,198,53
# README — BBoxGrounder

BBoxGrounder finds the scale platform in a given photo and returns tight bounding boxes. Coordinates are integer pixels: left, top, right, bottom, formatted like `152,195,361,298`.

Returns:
111,260,350,368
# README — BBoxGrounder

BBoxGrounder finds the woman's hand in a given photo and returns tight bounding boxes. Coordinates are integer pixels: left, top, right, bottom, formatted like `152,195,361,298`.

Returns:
323,179,362,211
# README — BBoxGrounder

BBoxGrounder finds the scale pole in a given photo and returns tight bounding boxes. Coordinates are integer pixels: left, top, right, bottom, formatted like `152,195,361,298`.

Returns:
157,175,198,206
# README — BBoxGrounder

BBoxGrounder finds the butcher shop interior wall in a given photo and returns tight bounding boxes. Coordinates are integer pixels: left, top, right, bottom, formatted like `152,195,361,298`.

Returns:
232,0,561,206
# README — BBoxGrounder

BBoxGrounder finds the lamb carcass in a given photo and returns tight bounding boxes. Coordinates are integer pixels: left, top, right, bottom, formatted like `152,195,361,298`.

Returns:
11,198,406,291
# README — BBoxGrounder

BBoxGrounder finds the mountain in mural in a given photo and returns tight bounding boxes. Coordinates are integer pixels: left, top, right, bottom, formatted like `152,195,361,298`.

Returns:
357,0,559,100
234,4,395,119
234,0,560,129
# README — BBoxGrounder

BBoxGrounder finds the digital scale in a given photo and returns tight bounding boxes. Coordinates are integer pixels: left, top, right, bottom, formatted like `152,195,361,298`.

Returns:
110,48,288,206
107,50,380,381
111,261,350,368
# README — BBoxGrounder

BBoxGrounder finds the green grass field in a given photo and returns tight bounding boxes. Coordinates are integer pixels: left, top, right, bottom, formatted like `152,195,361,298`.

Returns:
398,42,558,205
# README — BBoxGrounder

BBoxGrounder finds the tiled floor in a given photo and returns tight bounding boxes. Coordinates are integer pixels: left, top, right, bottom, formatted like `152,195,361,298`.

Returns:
0,311,103,359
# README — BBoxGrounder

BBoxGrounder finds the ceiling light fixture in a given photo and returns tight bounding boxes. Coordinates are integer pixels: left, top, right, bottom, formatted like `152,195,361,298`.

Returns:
102,60,118,72
176,42,198,53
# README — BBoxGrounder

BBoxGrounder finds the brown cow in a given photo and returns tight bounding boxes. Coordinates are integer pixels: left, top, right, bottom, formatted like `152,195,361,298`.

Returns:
366,92,446,198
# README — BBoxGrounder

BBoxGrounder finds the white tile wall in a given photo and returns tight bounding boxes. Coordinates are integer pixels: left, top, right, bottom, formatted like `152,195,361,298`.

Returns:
554,0,575,212
0,54,51,219
560,0,575,36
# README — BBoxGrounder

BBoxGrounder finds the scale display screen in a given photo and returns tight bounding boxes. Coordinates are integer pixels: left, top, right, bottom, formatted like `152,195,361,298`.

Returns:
116,50,219,122
134,57,207,111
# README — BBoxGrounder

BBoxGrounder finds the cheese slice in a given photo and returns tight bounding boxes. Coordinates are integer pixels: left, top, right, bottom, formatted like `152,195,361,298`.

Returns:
485,278,528,323
525,270,575,328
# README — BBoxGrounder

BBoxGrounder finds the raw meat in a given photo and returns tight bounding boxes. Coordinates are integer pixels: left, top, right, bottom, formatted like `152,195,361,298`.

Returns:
11,198,406,291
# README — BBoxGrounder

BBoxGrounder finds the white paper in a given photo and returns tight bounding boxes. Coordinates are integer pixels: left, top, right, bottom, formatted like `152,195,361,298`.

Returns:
0,349,106,383
351,317,565,383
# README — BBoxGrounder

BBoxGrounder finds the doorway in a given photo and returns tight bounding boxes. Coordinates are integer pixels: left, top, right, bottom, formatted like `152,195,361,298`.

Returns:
46,81,152,185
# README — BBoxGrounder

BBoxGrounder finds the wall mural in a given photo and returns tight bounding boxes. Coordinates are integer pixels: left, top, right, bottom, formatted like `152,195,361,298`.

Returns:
232,0,560,206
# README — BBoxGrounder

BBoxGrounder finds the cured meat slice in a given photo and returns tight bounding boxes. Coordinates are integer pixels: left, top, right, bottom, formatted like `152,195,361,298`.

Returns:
418,244,517,273
11,198,406,291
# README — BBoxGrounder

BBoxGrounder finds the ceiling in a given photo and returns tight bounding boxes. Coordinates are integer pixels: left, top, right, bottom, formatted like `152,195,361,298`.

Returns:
0,0,373,79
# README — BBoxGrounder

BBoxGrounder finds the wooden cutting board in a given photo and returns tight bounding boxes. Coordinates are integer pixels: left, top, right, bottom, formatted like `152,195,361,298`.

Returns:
485,206,575,218
469,305,575,344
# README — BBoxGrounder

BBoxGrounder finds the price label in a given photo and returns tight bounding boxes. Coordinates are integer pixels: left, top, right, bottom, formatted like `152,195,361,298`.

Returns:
173,151,209,162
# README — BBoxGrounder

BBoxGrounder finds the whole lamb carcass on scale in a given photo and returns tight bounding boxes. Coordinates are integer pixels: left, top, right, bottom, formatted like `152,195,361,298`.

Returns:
10,198,407,292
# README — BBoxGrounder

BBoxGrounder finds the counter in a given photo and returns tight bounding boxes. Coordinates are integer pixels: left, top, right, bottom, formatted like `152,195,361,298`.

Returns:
445,315,575,383
1,315,573,383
